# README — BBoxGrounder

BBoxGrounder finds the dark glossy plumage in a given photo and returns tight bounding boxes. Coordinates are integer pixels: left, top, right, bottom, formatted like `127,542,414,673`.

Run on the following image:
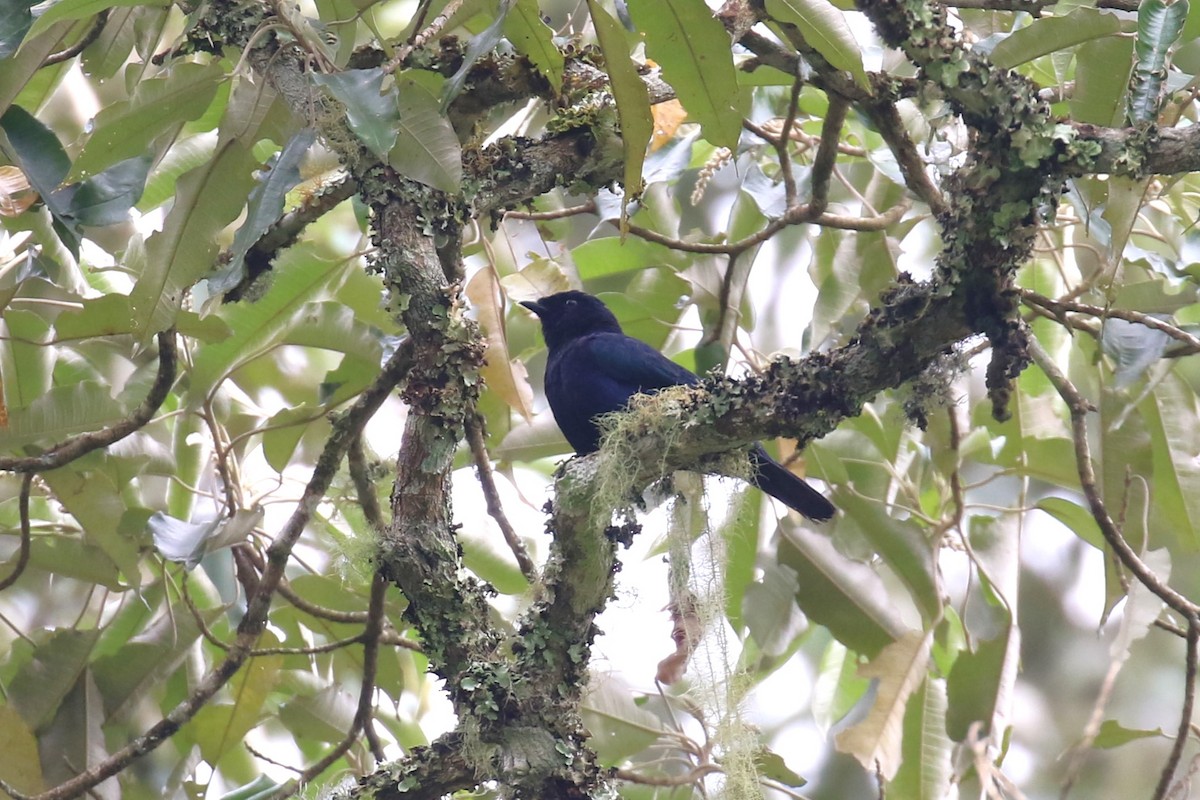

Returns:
521,291,835,521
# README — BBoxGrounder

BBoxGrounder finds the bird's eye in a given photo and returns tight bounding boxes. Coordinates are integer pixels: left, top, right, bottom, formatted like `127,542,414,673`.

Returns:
565,298,577,307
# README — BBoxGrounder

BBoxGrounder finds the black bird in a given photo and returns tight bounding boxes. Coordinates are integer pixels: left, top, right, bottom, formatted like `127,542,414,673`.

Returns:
521,290,835,521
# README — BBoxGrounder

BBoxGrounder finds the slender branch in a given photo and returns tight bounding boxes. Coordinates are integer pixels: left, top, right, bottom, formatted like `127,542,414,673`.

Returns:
0,474,34,592
464,415,538,583
43,10,108,65
1028,337,1200,620
504,200,597,221
624,200,908,256
0,330,178,473
1154,620,1200,800
1021,290,1200,353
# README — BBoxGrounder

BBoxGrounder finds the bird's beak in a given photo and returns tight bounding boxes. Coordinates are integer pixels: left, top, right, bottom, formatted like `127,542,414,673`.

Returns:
519,299,544,316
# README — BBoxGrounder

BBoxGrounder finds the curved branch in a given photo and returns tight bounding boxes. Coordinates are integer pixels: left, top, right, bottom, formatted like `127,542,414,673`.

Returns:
0,474,34,592
0,330,178,474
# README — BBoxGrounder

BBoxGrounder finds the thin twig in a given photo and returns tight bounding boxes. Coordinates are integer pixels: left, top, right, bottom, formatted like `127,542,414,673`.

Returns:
465,414,538,582
1021,290,1200,353
777,74,805,206
0,474,34,592
1155,620,1200,800
0,330,178,473
504,200,597,221
1028,336,1200,619
43,10,108,65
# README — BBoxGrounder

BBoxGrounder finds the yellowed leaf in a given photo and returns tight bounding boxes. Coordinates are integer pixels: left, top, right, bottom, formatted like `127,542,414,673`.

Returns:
651,99,688,151
834,629,932,780
467,267,535,421
0,166,37,217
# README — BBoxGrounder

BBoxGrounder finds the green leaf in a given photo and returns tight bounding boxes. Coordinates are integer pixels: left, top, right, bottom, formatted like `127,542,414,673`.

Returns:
441,0,513,107
765,0,868,89
1139,372,1200,551
22,0,170,48
777,523,906,657
278,686,358,743
130,138,259,342
0,704,43,795
0,103,69,197
313,68,399,158
572,235,677,279
0,308,52,411
587,0,652,216
390,76,462,192
7,629,101,730
189,640,282,764
505,0,564,90
812,638,870,733
1036,496,1105,550
581,675,664,765
65,153,153,226
1071,36,1135,126
72,61,224,178
1093,719,1168,748
0,381,124,450
945,625,1017,742
208,128,317,295
890,676,952,800
189,245,355,399
833,487,941,623
0,0,35,59
629,0,743,150
1130,0,1189,124
988,7,1123,71
744,562,807,656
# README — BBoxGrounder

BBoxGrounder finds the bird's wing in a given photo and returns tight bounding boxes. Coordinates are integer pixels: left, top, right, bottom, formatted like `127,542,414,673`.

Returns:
585,333,700,392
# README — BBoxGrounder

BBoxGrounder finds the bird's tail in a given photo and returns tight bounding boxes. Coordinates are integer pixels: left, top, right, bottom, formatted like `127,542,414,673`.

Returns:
749,445,835,521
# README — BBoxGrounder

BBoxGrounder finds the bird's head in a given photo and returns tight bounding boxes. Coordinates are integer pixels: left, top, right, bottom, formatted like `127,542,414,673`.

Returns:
520,290,623,349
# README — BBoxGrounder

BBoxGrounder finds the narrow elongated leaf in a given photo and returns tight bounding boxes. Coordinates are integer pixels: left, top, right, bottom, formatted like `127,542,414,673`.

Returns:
765,0,868,88
189,644,283,764
890,676,952,800
777,523,906,657
313,68,399,158
189,245,355,397
466,266,534,420
21,0,169,47
1129,0,1189,124
442,0,512,107
0,704,43,794
835,629,933,781
505,0,564,90
988,7,1122,71
72,61,224,178
207,128,317,294
629,0,742,150
1139,373,1200,550
587,0,652,216
7,629,101,731
130,138,258,342
390,76,462,192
